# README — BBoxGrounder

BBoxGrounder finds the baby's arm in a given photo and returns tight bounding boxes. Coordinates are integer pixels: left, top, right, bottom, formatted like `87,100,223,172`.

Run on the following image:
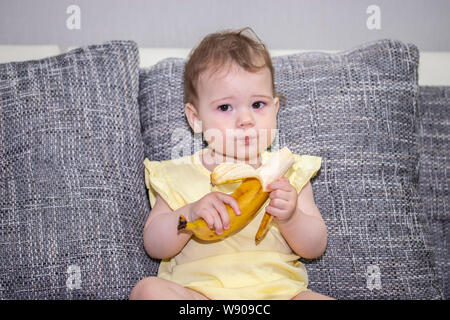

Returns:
270,181,328,259
143,192,240,260
143,194,193,259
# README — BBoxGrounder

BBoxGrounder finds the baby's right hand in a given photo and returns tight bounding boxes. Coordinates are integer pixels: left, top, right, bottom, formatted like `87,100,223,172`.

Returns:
187,192,241,235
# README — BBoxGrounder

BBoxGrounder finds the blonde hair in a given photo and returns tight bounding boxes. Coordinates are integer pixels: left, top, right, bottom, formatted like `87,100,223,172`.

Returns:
184,27,282,106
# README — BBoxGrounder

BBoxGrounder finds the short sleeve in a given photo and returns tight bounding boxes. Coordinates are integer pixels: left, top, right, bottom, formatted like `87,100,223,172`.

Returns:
143,158,186,211
286,154,322,193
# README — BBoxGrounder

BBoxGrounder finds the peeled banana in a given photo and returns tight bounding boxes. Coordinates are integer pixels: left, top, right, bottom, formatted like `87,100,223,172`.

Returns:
178,177,269,241
177,147,295,244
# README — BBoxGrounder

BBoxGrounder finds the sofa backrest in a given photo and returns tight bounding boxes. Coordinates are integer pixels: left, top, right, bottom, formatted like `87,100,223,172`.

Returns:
0,41,157,299
1,39,447,299
417,86,450,299
138,39,444,299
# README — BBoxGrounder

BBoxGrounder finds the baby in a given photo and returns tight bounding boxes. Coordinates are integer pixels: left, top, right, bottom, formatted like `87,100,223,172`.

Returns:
130,28,332,300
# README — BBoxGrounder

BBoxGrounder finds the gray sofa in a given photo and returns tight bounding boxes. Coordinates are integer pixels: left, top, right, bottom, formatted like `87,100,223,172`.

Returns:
0,39,448,300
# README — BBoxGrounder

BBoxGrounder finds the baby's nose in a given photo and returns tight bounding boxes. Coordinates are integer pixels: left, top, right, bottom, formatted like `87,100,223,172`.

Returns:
238,119,254,129
237,110,255,128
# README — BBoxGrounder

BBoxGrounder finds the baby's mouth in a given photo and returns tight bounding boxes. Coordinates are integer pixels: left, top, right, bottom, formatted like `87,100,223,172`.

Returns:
240,136,256,146
229,131,259,147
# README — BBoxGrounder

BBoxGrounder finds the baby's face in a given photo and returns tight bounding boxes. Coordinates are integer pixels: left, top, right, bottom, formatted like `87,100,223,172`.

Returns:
186,63,279,163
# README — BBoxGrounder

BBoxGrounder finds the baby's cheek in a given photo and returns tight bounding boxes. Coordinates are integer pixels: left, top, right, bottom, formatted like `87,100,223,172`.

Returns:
267,129,277,149
203,127,226,148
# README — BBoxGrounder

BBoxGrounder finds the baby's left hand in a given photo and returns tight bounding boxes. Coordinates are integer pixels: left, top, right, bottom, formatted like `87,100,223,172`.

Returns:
266,177,298,223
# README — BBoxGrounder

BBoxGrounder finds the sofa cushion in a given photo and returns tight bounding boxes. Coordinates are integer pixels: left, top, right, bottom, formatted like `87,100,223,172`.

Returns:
418,86,450,299
138,58,204,162
138,39,441,299
0,40,157,299
272,40,442,300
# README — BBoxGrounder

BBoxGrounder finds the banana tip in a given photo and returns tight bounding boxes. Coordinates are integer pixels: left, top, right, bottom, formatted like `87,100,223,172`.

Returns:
177,215,187,230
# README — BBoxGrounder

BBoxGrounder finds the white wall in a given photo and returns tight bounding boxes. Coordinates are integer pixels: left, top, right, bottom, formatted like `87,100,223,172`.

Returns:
1,46,448,86
0,0,449,85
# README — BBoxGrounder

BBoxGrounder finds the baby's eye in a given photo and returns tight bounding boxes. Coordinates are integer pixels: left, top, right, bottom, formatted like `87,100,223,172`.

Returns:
252,101,265,109
218,104,232,112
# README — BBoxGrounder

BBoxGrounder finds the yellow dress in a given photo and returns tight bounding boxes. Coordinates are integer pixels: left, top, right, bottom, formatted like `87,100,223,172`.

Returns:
143,148,322,300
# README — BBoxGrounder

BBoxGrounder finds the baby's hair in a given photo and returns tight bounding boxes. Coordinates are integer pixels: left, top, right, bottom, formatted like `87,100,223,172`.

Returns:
184,27,284,106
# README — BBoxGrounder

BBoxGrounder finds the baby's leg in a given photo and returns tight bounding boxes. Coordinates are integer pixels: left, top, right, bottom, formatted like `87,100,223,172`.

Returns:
292,290,335,300
129,276,209,300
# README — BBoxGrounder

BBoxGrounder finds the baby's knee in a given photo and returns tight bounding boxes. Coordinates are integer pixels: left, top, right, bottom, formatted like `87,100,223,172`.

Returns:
129,276,162,300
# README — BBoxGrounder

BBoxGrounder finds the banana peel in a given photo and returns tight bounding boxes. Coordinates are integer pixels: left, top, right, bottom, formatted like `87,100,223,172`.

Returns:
177,147,295,244
178,177,269,241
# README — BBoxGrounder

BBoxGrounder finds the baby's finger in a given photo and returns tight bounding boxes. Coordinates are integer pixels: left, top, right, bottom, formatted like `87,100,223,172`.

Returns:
217,193,241,216
201,212,215,230
270,198,290,209
268,178,293,192
212,200,230,230
269,189,293,201
211,211,223,234
265,205,284,217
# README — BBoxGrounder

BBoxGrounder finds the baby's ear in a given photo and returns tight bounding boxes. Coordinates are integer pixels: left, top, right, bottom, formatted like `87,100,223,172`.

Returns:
185,103,202,133
273,97,280,112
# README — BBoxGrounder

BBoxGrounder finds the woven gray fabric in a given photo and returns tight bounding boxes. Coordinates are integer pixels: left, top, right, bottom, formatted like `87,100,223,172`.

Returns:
417,86,450,299
138,58,206,162
0,41,157,299
138,39,442,299
272,40,441,300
